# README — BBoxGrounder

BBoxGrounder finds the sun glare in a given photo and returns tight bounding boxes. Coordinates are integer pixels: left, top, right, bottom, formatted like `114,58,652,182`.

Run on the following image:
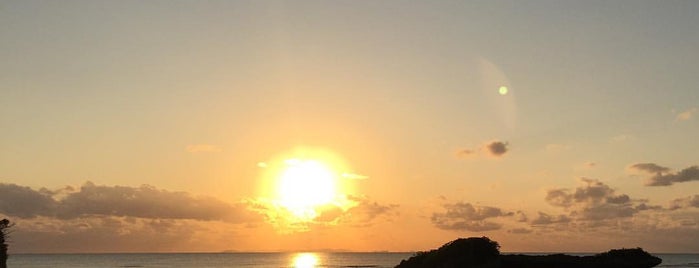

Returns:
277,159,338,220
256,147,359,225
292,253,318,268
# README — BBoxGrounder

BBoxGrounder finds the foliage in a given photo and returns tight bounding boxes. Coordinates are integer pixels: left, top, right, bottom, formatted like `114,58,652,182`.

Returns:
1,218,11,268
396,237,500,268
396,237,661,268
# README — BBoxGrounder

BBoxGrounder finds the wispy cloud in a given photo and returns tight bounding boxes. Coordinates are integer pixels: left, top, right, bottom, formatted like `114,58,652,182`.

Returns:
508,228,533,234
669,195,699,210
675,107,697,122
530,212,571,225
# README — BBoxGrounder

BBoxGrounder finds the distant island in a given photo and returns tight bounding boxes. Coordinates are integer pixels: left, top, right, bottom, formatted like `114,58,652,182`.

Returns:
395,237,662,268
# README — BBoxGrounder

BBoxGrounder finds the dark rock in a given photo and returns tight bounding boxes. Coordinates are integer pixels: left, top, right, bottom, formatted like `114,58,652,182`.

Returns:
396,237,662,268
396,237,500,268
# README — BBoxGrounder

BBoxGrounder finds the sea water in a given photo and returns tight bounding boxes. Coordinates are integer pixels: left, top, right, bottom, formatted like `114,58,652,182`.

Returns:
6,252,699,268
7,252,412,268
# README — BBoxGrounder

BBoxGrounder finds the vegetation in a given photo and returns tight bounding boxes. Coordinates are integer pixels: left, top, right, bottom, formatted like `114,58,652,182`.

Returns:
396,237,500,268
0,219,11,268
396,237,662,268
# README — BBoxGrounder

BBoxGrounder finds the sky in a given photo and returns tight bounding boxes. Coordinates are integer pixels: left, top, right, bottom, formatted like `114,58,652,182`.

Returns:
1,0,699,253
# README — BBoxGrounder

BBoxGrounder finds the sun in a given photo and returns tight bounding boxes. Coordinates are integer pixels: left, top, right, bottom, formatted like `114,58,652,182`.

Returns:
276,158,338,220
256,147,360,224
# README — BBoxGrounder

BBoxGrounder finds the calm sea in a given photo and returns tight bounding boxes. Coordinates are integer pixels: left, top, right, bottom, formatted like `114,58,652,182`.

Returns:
6,252,699,268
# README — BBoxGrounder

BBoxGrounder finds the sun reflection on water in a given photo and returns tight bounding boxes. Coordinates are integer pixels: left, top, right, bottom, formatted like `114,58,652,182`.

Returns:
292,253,319,268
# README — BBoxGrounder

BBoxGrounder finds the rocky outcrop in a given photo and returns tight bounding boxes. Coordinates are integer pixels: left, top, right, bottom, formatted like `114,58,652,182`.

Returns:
396,237,501,268
396,237,662,268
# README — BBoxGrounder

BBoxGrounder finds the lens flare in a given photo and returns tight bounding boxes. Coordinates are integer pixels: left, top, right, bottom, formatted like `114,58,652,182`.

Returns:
498,86,509,95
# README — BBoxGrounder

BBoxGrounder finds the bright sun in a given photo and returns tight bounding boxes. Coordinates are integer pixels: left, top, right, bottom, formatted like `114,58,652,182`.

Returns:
276,159,338,220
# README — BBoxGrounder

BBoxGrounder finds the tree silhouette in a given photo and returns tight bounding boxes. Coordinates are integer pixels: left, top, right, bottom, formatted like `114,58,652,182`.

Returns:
0,219,11,268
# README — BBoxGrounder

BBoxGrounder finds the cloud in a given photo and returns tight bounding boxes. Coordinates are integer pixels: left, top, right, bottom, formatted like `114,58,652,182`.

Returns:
8,216,228,253
457,140,510,159
249,195,398,231
675,107,697,121
431,202,512,231
648,166,699,186
486,141,509,156
669,195,699,210
544,189,573,208
629,163,671,174
186,144,222,153
457,149,475,157
544,178,654,221
342,195,399,227
530,212,571,225
515,211,528,222
0,184,56,218
630,163,699,186
0,182,260,223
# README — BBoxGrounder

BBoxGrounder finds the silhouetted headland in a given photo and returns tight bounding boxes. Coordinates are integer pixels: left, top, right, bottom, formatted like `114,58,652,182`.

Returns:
395,237,662,268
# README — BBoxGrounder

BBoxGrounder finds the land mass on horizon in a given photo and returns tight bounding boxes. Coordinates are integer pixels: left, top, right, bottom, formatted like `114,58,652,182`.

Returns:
395,237,662,268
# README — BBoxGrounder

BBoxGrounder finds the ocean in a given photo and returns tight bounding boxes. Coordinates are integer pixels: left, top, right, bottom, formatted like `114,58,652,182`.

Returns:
6,252,699,268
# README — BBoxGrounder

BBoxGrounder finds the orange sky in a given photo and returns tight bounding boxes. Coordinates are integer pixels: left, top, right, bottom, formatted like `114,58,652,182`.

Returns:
1,1,699,253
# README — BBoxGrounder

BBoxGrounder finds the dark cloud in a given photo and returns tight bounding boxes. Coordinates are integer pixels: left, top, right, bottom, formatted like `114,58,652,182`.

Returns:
0,182,260,223
530,212,571,225
544,178,654,221
486,141,509,156
646,166,699,186
515,211,528,222
431,202,512,232
578,203,636,220
456,140,510,159
669,195,699,210
630,163,671,174
0,184,55,218
571,178,617,203
544,189,573,208
630,163,699,186
634,203,663,211
606,194,631,204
